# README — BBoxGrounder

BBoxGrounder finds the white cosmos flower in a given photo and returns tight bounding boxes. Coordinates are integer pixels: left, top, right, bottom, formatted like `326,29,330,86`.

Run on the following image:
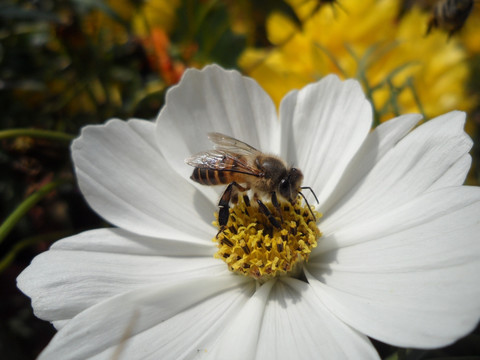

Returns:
17,64,480,360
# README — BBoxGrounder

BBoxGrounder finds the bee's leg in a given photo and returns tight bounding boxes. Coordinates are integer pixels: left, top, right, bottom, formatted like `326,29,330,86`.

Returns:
257,199,281,229
270,191,284,223
242,194,251,216
218,184,234,227
218,182,248,227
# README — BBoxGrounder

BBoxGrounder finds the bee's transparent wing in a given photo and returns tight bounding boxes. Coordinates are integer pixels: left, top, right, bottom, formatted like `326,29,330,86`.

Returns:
208,132,261,156
185,149,262,176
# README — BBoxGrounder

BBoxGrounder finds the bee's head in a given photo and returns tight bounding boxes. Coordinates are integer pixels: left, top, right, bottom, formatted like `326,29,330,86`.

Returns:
279,168,304,203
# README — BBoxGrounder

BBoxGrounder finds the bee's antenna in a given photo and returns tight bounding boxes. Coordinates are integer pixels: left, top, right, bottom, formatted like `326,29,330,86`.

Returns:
300,186,319,204
299,191,317,222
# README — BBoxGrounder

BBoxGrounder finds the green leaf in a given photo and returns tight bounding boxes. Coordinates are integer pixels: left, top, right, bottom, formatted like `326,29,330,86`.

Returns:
0,179,70,246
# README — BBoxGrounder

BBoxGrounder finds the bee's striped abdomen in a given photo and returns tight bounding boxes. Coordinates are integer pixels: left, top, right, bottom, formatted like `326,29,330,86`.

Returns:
191,168,233,185
190,154,251,186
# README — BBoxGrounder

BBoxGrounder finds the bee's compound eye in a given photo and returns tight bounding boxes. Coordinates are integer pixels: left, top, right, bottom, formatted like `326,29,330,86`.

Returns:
279,178,290,198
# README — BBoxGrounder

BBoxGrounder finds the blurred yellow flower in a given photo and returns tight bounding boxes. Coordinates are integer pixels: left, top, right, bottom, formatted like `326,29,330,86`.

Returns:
132,0,180,37
240,0,473,123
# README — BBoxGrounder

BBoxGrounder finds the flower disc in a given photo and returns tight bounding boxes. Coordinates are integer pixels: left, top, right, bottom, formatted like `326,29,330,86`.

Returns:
214,195,321,282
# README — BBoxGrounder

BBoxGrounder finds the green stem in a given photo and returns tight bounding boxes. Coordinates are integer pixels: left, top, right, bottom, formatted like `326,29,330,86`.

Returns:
0,179,69,245
406,76,427,120
313,43,347,78
0,230,74,273
0,129,74,143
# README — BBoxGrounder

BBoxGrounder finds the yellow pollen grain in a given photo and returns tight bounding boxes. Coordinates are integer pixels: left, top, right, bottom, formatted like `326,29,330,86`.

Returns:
213,196,322,282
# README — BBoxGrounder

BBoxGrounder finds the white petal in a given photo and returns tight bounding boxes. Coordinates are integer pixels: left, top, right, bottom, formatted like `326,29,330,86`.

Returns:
51,228,214,256
156,65,281,201
51,320,69,330
210,279,276,360
279,75,372,206
72,119,215,240
322,111,473,233
428,153,472,191
37,275,254,360
255,278,379,360
17,229,221,323
307,186,480,348
320,113,422,214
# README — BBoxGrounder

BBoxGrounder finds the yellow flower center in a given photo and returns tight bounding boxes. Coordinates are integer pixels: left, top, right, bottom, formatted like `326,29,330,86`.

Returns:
213,195,322,283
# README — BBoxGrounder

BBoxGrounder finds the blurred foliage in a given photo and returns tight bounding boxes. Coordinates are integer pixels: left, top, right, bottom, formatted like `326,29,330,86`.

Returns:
0,0,479,359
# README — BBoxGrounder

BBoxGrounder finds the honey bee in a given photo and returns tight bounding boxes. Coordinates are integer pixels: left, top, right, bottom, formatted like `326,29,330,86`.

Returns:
426,0,474,36
185,133,317,228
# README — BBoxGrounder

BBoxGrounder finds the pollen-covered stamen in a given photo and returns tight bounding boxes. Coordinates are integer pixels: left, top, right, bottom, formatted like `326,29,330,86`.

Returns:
213,195,322,282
